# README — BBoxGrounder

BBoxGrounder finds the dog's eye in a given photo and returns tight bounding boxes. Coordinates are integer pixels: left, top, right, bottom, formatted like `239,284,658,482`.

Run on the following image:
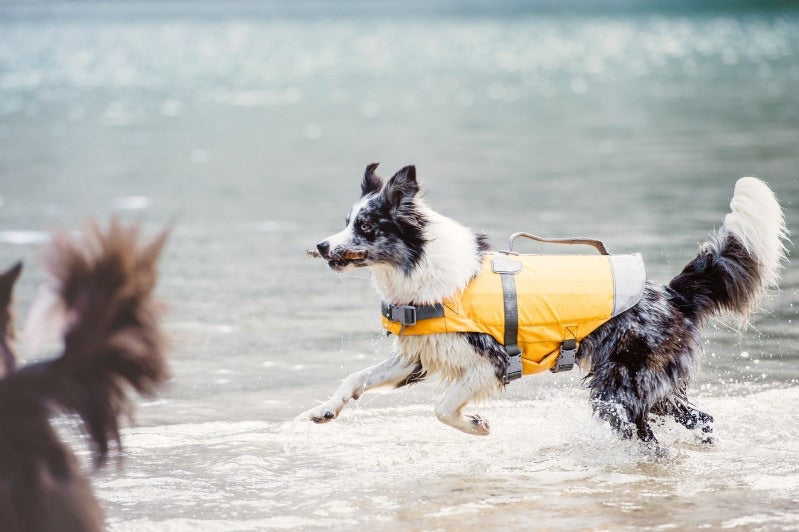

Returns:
359,222,373,234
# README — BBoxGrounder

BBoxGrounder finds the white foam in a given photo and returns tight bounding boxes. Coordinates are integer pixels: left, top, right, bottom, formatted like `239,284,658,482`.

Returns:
0,230,50,245
114,196,150,210
92,386,799,530
168,321,237,334
109,516,344,532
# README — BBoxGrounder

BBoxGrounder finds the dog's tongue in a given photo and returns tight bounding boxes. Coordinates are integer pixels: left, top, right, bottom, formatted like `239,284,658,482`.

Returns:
306,249,322,258
343,250,367,260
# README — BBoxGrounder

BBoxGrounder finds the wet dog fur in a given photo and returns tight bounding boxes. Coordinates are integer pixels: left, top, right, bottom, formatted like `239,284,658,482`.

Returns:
0,221,168,532
305,164,788,444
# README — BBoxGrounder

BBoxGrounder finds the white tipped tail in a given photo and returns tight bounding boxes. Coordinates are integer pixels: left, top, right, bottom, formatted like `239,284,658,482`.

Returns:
669,177,789,325
723,177,789,290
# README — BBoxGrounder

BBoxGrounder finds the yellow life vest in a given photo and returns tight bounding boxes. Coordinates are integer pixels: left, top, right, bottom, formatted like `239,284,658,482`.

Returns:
381,252,645,379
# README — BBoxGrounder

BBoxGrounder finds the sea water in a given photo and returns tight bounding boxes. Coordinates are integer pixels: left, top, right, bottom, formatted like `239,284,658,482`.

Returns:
1,1,798,529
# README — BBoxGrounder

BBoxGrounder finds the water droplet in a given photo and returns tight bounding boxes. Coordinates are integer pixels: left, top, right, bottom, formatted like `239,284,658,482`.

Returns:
570,77,588,94
304,124,323,140
190,148,208,163
160,99,183,117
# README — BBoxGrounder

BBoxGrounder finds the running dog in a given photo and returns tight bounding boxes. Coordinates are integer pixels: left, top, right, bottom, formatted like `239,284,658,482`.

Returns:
0,221,169,532
304,164,788,444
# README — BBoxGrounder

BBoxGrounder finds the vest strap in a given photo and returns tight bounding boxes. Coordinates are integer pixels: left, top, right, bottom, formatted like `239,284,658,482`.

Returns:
493,254,523,383
500,272,522,382
381,302,444,327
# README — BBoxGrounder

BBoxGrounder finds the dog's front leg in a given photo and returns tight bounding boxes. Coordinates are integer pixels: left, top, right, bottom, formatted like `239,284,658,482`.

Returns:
434,367,495,436
302,354,418,424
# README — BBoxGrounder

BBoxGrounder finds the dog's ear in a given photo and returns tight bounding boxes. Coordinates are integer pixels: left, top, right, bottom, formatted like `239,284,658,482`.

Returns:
0,262,23,305
383,165,419,208
361,163,383,197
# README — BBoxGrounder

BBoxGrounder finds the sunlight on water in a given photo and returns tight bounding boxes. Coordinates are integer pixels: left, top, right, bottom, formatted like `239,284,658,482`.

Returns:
0,230,50,245
1,0,798,529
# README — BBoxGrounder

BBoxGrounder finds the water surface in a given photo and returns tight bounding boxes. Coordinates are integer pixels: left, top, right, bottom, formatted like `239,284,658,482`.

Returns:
1,1,798,529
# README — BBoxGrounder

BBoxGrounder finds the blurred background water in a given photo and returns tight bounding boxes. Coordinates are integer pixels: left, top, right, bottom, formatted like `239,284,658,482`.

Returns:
1,1,798,530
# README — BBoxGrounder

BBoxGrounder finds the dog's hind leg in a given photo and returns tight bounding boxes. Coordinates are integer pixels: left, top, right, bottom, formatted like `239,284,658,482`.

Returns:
653,393,714,442
634,413,656,443
592,397,658,444
675,396,713,432
592,399,634,439
302,354,420,424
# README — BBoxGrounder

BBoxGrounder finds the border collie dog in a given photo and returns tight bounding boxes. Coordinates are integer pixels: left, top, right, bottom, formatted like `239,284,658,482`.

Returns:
0,221,168,532
305,164,788,443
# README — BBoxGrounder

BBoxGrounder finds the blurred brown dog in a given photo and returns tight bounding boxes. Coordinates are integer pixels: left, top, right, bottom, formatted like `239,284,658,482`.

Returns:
0,221,169,532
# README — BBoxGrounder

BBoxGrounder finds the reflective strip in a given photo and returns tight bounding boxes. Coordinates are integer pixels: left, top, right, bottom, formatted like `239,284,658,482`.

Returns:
609,253,646,316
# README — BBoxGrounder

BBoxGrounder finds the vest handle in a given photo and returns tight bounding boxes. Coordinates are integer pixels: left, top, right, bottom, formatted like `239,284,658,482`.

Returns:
506,232,610,256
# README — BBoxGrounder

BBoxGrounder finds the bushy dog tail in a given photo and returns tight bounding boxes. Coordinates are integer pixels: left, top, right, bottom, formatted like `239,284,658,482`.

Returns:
0,221,169,531
20,220,170,466
669,177,789,325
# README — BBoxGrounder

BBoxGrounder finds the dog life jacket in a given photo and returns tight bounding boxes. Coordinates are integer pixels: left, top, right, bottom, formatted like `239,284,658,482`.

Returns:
381,244,646,382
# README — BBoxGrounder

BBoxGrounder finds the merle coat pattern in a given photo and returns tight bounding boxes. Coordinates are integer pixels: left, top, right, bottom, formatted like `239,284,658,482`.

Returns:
305,164,788,444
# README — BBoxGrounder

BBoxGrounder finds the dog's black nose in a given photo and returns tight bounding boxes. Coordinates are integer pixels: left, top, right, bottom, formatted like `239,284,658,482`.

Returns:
316,241,330,258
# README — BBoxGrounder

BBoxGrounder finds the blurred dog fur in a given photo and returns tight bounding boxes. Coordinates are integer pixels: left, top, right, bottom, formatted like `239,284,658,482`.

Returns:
0,221,168,532
306,164,788,446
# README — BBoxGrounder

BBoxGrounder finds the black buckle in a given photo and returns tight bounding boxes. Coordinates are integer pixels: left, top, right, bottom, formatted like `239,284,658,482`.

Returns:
387,305,417,326
504,351,523,383
550,338,577,373
401,306,417,326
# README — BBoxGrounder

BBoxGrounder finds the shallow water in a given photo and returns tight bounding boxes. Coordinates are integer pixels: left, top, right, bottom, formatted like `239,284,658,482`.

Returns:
1,1,798,529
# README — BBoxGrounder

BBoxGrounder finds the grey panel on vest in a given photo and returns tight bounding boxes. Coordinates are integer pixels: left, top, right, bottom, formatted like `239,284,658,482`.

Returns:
609,253,646,317
492,252,522,274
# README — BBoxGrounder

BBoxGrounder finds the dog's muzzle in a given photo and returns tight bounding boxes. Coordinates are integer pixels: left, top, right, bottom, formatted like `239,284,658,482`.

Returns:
316,240,331,258
315,241,368,270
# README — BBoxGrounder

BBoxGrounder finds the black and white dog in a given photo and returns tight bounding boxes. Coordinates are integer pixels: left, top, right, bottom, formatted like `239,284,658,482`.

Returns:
305,164,787,443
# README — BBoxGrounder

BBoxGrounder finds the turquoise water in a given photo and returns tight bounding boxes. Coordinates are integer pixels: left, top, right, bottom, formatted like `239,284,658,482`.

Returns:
1,2,798,529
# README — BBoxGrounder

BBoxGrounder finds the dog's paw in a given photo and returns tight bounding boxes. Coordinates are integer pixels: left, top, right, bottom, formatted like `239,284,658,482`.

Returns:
651,444,670,459
311,411,336,424
467,414,490,436
696,433,716,445
301,402,341,424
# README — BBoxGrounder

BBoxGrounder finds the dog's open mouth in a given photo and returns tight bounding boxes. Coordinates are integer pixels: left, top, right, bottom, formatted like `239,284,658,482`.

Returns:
341,250,368,261
329,249,368,270
307,248,368,270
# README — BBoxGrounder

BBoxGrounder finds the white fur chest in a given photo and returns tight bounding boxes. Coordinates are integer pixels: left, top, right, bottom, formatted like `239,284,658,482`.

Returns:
369,205,483,306
394,333,497,389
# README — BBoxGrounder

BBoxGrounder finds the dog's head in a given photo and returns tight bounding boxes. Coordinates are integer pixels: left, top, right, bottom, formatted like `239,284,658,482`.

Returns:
316,163,427,273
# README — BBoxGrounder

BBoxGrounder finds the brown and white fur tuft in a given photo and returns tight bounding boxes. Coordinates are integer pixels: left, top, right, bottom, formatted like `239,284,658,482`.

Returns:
0,220,169,532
